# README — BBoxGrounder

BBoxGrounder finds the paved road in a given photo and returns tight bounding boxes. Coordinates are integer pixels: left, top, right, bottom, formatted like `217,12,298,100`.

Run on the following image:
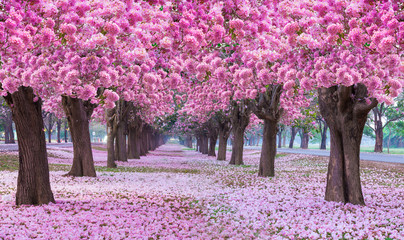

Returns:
0,143,74,152
244,146,404,164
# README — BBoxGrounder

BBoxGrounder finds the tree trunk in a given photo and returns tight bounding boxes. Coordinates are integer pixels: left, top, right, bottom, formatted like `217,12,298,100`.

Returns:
217,126,230,161
115,120,127,161
128,127,140,159
277,128,282,148
62,96,96,177
47,127,52,143
229,127,246,165
106,108,117,168
196,136,201,152
301,131,309,149
56,119,62,143
4,87,55,205
64,120,68,143
282,133,286,147
259,119,277,177
106,126,117,168
289,127,297,148
318,85,377,205
374,120,383,152
229,102,250,165
208,134,217,157
47,114,53,143
4,110,15,144
201,134,209,154
185,135,193,148
320,121,328,150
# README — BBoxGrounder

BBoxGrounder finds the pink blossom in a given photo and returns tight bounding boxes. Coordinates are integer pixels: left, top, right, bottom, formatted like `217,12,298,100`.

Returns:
9,36,25,53
283,22,299,35
284,80,295,91
378,36,395,53
104,22,120,36
348,28,364,47
229,19,244,30
160,37,173,49
60,24,77,35
326,24,343,35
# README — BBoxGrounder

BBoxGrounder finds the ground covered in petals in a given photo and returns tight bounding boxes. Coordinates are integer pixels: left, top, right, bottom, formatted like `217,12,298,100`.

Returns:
0,144,403,239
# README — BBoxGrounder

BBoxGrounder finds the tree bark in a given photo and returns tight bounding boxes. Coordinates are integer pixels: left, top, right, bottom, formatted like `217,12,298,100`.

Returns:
4,87,55,205
249,85,283,177
64,120,68,143
320,121,328,150
208,134,217,157
128,126,140,159
288,127,297,148
229,101,250,165
259,119,277,177
217,130,229,160
318,85,377,205
201,133,209,154
277,126,283,148
56,119,62,143
106,108,117,168
4,110,15,144
115,120,127,161
62,96,96,177
217,116,231,161
46,114,54,143
282,133,286,147
300,130,309,149
229,127,246,165
374,119,383,152
185,135,193,148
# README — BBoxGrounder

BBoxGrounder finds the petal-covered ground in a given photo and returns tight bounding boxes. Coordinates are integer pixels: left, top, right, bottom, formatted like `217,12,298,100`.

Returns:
0,144,403,239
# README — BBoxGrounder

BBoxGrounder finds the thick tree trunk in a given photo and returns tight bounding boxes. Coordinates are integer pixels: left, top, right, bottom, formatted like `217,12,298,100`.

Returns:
128,127,140,159
289,127,297,148
106,126,117,168
217,126,230,161
229,102,250,165
4,87,55,205
185,135,193,148
208,135,217,157
374,120,383,152
200,134,209,154
318,85,377,205
229,127,245,165
62,96,96,177
300,131,309,149
320,121,328,150
115,120,127,161
106,108,117,168
259,119,277,177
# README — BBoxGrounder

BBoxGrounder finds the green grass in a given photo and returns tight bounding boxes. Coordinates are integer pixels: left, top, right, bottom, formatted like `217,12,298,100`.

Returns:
182,147,195,151
358,147,404,154
295,145,404,155
47,152,68,159
95,166,200,174
0,154,72,172
93,146,108,151
0,154,19,171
